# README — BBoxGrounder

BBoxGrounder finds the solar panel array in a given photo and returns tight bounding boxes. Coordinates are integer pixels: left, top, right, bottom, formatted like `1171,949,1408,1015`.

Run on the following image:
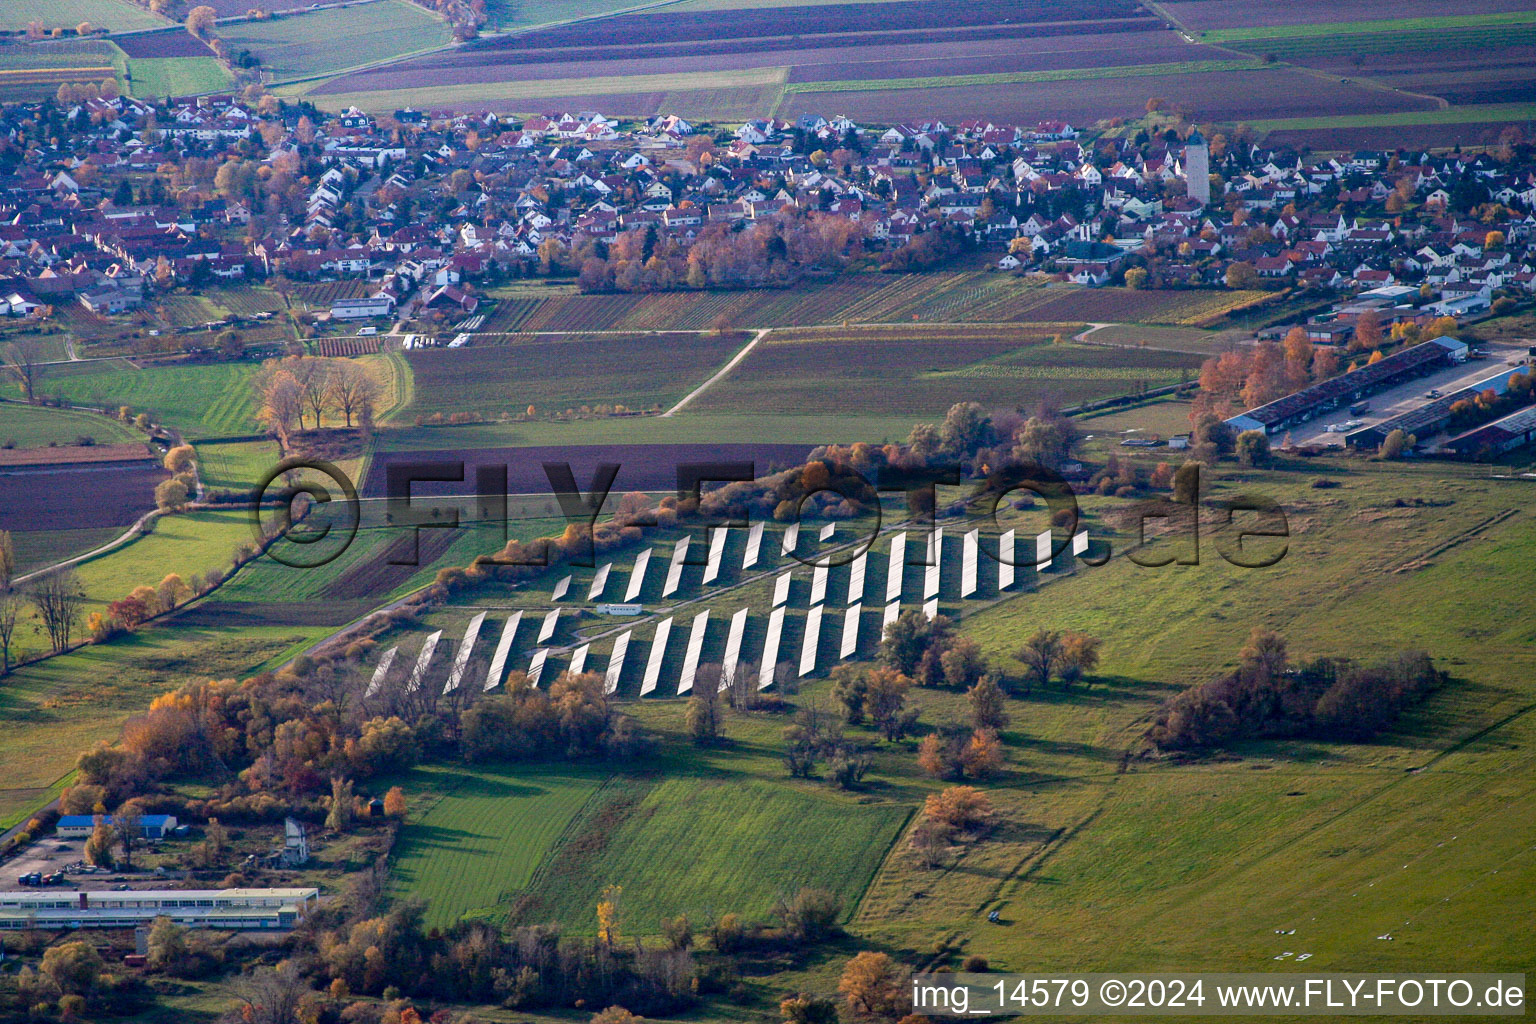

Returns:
367,521,1098,700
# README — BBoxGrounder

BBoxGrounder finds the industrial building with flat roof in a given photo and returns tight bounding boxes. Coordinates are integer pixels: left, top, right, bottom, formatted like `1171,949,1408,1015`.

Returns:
0,888,319,930
1345,365,1525,450
1225,337,1467,435
1441,405,1536,458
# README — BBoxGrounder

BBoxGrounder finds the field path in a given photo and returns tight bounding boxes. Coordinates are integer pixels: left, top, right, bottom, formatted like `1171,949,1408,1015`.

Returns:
661,328,769,417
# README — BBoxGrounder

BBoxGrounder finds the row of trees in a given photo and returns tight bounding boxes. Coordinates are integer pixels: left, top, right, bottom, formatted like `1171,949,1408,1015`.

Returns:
1146,628,1444,750
257,354,383,443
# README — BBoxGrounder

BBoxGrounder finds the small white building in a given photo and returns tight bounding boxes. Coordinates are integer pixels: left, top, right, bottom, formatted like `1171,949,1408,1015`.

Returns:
330,296,395,320
0,888,319,930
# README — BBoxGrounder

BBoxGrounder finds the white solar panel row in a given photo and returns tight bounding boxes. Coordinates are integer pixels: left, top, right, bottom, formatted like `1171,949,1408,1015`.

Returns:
537,607,560,643
604,630,632,694
550,574,572,602
759,606,786,690
406,630,442,692
1072,530,1088,556
528,648,549,687
703,527,727,584
810,561,828,606
883,600,901,628
364,646,397,698
443,611,486,694
773,572,791,607
743,522,765,569
848,550,867,603
568,643,590,676
624,548,653,601
961,529,979,597
1036,530,1053,571
998,529,1015,590
663,536,690,597
886,531,907,602
799,604,822,677
722,607,748,687
485,611,522,690
781,522,799,555
923,598,939,621
840,604,861,659
641,617,672,695
819,522,835,542
924,528,943,600
677,610,709,695
588,563,612,600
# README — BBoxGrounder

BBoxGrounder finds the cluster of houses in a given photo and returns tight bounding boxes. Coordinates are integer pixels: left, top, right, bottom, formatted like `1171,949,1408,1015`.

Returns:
0,94,1534,325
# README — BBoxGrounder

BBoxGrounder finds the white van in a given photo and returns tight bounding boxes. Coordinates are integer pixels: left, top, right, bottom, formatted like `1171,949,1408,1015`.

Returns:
357,326,378,336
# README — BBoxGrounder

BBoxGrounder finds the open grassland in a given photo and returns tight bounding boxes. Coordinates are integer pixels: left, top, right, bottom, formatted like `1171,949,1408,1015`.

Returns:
783,58,1268,95
124,55,232,98
844,465,1536,972
0,0,165,32
1199,8,1536,42
1253,103,1536,133
689,326,1200,418
389,764,607,930
485,0,671,31
70,508,253,607
220,0,451,83
0,402,138,449
35,361,262,439
515,777,912,934
0,624,327,830
399,333,751,420
194,439,282,492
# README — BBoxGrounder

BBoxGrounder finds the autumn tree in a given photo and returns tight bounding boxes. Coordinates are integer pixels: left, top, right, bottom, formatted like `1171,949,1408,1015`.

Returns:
1379,428,1409,459
29,569,83,652
967,675,1009,731
2,339,45,403
186,5,218,38
113,800,144,869
863,667,917,741
781,993,839,1024
155,477,191,512
326,776,354,832
1352,310,1383,351
925,785,995,838
85,817,115,867
685,681,722,745
839,951,911,1021
597,883,623,947
0,590,18,676
1236,428,1272,467
1058,632,1102,685
0,529,13,591
327,361,382,428
1016,629,1063,691
382,785,407,817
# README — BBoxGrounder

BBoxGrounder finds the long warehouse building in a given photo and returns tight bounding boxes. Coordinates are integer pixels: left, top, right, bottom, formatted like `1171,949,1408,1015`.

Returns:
1225,336,1467,435
1345,365,1525,449
0,888,319,930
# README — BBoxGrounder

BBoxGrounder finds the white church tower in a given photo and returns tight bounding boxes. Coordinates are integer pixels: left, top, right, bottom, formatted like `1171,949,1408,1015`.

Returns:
1184,129,1210,206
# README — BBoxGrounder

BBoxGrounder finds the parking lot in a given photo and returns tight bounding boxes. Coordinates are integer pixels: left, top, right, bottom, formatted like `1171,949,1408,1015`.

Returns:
1289,344,1530,446
6,836,170,891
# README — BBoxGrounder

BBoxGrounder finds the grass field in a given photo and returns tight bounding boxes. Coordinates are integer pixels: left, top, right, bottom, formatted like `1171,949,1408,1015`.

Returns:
785,58,1271,95
219,0,451,83
194,439,282,492
0,402,138,449
30,361,263,439
0,0,165,32
1253,103,1536,133
9,527,123,574
515,777,912,935
124,55,232,98
400,333,751,420
688,326,1200,420
1200,9,1536,42
389,764,607,930
71,508,253,608
300,64,787,111
483,0,652,31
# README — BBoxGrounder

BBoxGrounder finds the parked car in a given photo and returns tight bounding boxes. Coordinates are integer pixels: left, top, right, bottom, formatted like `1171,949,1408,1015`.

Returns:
1425,389,1442,399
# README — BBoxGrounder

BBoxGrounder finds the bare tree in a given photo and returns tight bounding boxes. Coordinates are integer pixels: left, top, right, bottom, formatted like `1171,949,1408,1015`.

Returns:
228,961,313,1024
29,569,83,652
326,361,382,428
113,801,144,870
0,590,19,676
260,369,303,443
0,529,14,590
1015,629,1063,692
290,357,331,430
2,340,45,404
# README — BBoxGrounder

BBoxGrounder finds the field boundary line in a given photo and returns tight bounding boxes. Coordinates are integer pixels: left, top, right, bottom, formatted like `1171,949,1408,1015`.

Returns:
661,327,769,417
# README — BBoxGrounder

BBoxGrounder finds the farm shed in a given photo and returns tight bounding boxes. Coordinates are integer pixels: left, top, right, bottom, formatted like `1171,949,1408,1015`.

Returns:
56,814,178,840
1227,337,1467,434
1441,405,1536,458
330,296,395,319
1345,364,1521,450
